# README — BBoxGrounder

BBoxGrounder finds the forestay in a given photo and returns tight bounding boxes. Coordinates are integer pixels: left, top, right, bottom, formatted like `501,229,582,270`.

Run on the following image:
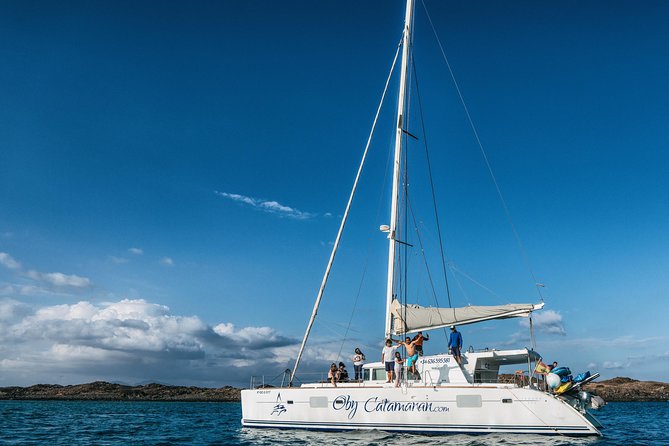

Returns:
391,300,544,334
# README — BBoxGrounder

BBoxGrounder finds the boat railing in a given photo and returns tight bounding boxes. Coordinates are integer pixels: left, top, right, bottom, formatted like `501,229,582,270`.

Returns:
249,371,362,389
248,368,294,389
423,370,435,386
472,370,539,387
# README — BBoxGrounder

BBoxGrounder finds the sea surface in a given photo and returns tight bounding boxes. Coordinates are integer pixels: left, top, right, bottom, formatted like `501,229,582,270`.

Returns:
0,401,667,445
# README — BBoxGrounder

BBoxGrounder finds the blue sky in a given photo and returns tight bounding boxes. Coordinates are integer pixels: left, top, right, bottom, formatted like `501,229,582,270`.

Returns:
1,0,668,387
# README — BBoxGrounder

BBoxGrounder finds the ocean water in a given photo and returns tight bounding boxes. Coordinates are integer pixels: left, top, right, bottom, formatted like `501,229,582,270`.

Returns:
0,401,667,445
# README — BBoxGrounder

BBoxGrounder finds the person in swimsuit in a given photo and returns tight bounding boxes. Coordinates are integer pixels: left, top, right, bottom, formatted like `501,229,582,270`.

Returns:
398,336,420,378
381,339,398,383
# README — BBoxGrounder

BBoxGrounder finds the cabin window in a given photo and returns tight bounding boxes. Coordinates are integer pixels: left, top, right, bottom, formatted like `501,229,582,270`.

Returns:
456,395,482,408
364,367,386,381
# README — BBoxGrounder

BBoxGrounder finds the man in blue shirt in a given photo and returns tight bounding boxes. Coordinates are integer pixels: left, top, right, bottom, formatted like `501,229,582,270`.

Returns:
448,325,463,366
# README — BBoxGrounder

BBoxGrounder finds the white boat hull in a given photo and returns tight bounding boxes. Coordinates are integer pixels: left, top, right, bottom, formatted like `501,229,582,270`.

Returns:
241,384,601,436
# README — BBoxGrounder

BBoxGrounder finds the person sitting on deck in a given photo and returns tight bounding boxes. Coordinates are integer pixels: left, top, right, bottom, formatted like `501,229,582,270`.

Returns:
338,362,349,382
448,325,463,366
328,363,339,387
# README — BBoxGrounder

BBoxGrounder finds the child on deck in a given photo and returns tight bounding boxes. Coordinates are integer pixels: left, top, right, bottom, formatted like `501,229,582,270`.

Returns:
394,351,404,387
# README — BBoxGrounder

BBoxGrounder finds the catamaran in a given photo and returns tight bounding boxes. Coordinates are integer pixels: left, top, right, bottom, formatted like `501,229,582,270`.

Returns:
241,0,603,436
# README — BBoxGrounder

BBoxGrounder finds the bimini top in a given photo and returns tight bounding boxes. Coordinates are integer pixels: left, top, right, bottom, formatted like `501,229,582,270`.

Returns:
391,299,544,335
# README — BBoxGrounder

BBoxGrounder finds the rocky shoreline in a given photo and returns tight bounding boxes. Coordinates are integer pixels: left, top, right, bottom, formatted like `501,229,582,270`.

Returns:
0,377,666,402
583,377,669,402
0,382,240,402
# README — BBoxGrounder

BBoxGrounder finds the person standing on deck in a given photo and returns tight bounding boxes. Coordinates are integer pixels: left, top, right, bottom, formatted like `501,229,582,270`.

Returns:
381,339,398,383
351,348,365,381
448,325,463,366
394,351,404,387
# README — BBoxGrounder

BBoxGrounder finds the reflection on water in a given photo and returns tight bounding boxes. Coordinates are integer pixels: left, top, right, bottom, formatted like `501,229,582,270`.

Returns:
238,428,602,446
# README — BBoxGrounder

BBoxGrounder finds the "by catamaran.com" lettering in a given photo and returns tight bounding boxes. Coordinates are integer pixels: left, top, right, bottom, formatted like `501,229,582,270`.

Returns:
332,395,449,419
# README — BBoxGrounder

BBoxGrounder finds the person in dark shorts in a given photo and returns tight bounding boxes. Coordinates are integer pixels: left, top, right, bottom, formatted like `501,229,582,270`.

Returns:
448,325,463,366
413,331,429,356
338,362,349,382
381,339,398,383
351,348,365,381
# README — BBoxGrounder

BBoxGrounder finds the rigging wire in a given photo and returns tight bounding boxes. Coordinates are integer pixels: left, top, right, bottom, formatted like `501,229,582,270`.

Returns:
421,0,545,301
407,197,450,339
333,29,417,360
411,57,453,308
335,265,368,360
289,36,404,384
415,219,516,303
449,263,502,299
334,131,396,357
411,219,472,303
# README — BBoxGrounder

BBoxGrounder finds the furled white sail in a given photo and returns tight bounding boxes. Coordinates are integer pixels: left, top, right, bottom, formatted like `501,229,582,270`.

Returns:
391,300,544,335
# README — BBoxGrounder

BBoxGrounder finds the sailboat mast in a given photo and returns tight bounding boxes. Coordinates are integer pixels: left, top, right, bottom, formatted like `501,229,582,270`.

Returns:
385,0,414,339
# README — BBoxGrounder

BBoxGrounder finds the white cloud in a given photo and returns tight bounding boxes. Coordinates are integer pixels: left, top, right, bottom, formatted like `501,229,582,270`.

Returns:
128,248,143,255
0,252,92,293
160,257,174,266
34,301,98,321
521,310,566,336
502,310,566,346
0,298,300,387
110,256,129,264
215,191,315,220
0,252,21,270
602,361,629,370
0,299,30,321
0,284,66,297
26,270,91,288
213,322,294,350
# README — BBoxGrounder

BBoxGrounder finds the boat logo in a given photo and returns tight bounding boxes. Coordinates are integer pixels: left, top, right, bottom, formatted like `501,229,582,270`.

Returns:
271,403,287,416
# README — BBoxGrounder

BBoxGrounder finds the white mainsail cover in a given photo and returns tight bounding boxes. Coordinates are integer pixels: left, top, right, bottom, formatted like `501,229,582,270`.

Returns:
391,300,544,335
